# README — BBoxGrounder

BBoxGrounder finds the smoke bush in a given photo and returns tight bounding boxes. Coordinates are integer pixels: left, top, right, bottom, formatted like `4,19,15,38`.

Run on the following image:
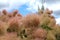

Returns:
32,28,47,40
17,14,41,39
0,21,8,35
21,14,40,28
2,9,8,15
46,31,56,40
7,16,21,32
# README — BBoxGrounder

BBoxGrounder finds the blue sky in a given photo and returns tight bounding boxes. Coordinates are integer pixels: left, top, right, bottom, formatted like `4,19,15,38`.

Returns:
0,0,60,24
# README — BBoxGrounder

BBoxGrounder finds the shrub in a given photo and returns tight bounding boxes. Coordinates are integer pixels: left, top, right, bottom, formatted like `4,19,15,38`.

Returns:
32,28,47,40
7,17,21,32
0,21,9,36
12,10,18,17
2,9,7,15
46,31,56,40
21,14,40,28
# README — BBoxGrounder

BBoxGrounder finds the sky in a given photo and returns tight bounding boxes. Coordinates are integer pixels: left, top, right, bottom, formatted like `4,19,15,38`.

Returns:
0,0,60,24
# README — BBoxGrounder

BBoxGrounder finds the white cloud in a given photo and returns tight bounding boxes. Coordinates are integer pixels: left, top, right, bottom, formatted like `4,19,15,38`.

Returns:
47,3,60,11
56,18,60,24
0,0,8,3
9,0,30,8
26,0,41,12
0,0,8,10
26,0,60,12
0,0,60,11
0,0,30,11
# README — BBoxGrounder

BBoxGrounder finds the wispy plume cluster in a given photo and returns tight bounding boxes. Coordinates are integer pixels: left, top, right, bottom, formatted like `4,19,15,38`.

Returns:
0,9,60,40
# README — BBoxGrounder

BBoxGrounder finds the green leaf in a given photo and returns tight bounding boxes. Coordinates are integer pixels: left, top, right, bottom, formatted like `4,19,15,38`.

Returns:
41,24,52,31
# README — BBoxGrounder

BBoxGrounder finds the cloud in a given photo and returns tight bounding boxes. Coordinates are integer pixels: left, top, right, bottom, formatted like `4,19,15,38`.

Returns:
25,0,60,13
0,0,60,12
0,0,30,11
53,10,60,17
45,0,60,4
0,0,9,9
0,0,8,3
56,17,60,24
26,0,42,12
26,0,60,12
9,0,30,8
47,3,60,11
